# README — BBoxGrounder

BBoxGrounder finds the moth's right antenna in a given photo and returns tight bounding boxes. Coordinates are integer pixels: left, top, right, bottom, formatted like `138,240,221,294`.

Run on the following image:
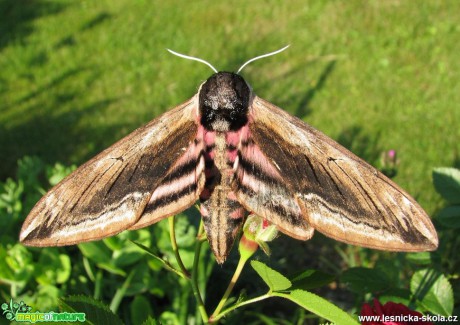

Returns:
167,49,218,73
237,45,290,74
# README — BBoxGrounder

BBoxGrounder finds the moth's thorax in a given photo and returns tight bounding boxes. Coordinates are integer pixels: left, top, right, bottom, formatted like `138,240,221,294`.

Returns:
199,71,251,132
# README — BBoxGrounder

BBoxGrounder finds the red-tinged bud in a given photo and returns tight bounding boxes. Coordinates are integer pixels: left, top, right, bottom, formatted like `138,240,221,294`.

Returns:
239,233,259,260
239,214,279,259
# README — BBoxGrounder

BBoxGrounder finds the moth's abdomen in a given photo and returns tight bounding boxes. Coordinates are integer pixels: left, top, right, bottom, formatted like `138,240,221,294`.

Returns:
200,175,245,264
199,131,245,263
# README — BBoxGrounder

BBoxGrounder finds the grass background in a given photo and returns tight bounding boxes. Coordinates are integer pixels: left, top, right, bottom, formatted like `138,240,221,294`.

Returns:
1,0,459,216
1,0,460,214
1,0,459,322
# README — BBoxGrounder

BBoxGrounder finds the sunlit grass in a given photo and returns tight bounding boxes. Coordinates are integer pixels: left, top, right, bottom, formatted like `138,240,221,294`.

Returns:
1,0,459,216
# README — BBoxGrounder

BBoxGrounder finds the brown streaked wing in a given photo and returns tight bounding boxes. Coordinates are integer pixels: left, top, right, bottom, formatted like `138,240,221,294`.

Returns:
129,126,206,230
20,96,201,246
248,96,438,252
233,124,314,240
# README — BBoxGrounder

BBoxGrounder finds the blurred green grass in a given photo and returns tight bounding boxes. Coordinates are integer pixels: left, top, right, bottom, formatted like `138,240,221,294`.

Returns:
1,0,459,216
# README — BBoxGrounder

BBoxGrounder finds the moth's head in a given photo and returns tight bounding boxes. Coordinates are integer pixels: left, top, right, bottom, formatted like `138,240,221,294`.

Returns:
167,46,289,131
198,72,251,131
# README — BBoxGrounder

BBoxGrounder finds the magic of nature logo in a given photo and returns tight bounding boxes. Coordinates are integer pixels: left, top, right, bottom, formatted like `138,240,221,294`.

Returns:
1,299,85,323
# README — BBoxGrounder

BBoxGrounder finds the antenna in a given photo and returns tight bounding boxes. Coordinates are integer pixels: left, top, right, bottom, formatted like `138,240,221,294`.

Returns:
237,45,290,74
167,49,218,73
167,45,290,74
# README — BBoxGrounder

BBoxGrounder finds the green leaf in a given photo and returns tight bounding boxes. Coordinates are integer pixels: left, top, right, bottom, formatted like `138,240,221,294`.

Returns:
159,311,179,325
78,242,112,265
17,156,44,190
124,262,152,295
290,269,335,290
142,316,159,325
60,295,123,325
251,260,292,291
153,216,197,269
0,246,15,280
341,267,390,294
379,287,411,306
131,240,182,277
111,230,152,268
130,295,154,325
130,241,162,260
110,270,136,312
433,167,460,204
4,244,34,283
104,229,151,252
34,249,71,285
79,242,126,276
273,290,359,325
56,254,72,283
405,252,432,265
113,249,145,268
437,205,460,228
46,162,76,186
410,269,453,316
102,236,124,251
173,215,197,247
36,284,60,311
0,178,24,216
96,263,126,276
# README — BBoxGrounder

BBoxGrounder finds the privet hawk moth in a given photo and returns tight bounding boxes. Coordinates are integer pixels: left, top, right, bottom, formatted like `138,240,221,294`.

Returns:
20,48,438,264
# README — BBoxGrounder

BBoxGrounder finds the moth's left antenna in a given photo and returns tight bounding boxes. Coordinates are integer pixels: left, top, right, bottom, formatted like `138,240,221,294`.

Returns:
237,45,290,74
167,49,218,73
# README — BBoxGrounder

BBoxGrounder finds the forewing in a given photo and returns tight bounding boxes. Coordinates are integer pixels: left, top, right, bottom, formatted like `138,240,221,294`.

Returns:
246,96,438,251
20,96,204,246
233,120,314,240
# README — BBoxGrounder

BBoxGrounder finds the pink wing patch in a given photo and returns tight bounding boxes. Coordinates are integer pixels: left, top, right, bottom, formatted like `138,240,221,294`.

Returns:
129,126,206,230
233,122,313,240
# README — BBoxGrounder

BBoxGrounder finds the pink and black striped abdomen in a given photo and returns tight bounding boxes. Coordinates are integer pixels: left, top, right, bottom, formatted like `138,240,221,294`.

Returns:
199,129,246,263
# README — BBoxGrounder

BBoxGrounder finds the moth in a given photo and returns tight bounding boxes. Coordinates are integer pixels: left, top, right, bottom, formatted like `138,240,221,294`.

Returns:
20,47,438,264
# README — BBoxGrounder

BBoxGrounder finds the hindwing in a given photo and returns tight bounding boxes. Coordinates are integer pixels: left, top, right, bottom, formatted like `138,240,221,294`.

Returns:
234,96,438,251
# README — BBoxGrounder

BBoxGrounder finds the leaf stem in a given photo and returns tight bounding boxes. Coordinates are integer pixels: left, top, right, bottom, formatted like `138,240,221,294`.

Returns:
169,216,190,278
211,293,272,322
131,240,186,279
209,249,251,321
191,221,209,323
94,270,102,300
110,269,135,313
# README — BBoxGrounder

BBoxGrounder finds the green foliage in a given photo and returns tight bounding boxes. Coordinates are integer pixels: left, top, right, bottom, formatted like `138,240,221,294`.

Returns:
60,295,123,325
341,267,391,294
275,290,359,325
250,261,359,325
129,296,153,325
430,167,460,318
0,156,76,313
433,168,460,228
290,269,335,291
251,261,292,291
410,269,453,316
1,1,459,322
433,168,460,205
437,206,460,229
1,0,459,215
0,154,457,323
0,157,211,323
